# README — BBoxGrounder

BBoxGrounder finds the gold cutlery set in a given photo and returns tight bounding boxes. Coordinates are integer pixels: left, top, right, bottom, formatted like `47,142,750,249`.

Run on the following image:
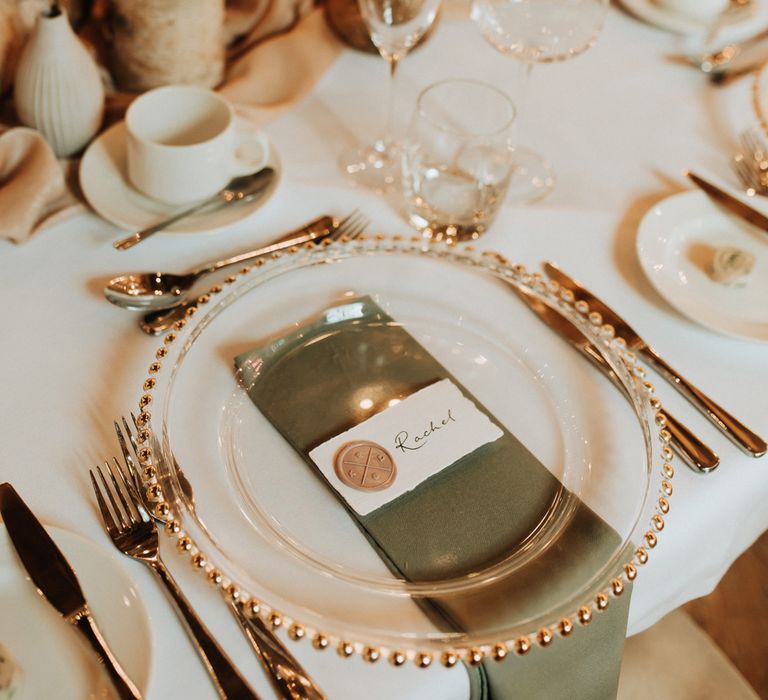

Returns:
106,211,368,336
512,284,720,473
114,415,325,700
536,263,766,468
0,215,375,700
1,432,330,700
90,458,260,700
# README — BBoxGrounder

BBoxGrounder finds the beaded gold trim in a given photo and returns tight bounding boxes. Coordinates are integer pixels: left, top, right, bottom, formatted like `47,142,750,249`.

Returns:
133,236,672,668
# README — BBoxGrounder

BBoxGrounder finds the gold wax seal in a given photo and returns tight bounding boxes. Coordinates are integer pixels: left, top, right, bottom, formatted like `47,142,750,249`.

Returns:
334,441,397,491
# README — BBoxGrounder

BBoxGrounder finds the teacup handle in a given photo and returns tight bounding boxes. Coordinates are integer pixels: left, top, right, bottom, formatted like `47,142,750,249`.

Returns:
230,130,269,177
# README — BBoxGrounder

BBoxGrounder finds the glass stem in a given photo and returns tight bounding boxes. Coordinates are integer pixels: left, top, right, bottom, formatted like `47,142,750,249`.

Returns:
514,60,534,147
384,56,400,146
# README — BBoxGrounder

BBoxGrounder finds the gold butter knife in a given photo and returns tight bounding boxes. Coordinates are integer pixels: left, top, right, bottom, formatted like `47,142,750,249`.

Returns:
511,286,719,473
544,262,767,458
686,171,768,233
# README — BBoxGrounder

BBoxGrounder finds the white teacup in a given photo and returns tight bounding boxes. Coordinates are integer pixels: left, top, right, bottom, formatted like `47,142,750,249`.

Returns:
125,85,268,205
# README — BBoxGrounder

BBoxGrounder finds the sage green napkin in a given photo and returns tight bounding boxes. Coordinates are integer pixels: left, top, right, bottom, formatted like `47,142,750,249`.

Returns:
236,297,631,699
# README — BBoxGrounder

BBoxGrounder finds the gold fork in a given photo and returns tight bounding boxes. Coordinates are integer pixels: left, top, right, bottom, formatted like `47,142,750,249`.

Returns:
116,416,327,700
140,210,370,335
89,459,260,700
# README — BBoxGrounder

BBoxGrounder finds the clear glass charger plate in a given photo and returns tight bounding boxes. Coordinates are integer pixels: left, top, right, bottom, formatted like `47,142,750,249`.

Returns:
136,237,671,663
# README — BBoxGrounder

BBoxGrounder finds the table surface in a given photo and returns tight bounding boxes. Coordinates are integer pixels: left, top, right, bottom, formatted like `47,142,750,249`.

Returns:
1,5,767,699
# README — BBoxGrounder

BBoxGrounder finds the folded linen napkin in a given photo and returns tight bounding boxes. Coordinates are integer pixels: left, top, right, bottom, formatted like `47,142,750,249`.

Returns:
220,8,343,119
236,296,633,700
0,127,82,244
225,0,315,59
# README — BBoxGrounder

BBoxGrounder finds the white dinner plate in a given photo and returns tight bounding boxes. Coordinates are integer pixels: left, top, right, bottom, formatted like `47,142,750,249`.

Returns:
618,0,768,40
637,190,768,342
0,525,152,699
79,118,280,235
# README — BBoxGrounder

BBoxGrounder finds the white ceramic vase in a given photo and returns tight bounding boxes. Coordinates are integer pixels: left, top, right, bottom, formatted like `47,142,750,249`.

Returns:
14,5,104,158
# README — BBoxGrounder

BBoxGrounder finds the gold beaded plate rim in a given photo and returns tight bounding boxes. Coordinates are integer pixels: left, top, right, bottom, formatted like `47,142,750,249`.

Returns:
132,235,673,668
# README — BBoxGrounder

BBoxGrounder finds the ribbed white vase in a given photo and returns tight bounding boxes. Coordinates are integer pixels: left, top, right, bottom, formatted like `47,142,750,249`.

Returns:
14,6,104,158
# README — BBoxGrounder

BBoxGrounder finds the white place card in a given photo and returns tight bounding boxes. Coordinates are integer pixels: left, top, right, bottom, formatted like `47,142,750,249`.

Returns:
309,378,503,516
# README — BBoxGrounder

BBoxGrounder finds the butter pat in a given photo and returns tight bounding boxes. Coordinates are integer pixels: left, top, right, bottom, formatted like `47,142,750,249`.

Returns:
710,246,755,286
0,644,21,699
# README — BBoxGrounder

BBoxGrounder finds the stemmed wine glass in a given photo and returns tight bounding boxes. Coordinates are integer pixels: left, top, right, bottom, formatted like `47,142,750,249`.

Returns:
471,0,609,202
341,0,442,190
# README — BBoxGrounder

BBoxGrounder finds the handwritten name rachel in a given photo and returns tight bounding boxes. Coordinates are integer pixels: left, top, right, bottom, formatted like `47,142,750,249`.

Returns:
394,409,456,452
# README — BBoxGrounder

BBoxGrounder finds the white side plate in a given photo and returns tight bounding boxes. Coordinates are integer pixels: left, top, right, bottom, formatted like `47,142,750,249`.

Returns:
637,190,768,342
0,525,153,699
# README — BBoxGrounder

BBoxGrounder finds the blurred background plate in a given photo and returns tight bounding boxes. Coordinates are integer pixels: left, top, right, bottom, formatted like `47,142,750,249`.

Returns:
618,0,768,40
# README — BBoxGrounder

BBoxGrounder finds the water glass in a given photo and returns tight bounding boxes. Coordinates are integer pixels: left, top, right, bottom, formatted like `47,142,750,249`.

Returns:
401,79,516,241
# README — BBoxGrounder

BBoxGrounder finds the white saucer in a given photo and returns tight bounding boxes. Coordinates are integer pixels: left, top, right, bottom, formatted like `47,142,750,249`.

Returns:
619,0,768,40
0,525,152,699
80,119,281,235
637,189,768,343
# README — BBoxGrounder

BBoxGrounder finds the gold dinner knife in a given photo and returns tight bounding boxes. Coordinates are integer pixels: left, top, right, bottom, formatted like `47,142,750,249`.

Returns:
543,262,767,458
511,286,720,473
0,483,142,700
686,171,768,233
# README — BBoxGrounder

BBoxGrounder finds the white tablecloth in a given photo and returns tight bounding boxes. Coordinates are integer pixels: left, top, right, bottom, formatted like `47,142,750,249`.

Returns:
1,6,767,699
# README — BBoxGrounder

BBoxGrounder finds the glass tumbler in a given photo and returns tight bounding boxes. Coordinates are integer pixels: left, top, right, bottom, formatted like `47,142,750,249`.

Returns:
401,79,516,241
